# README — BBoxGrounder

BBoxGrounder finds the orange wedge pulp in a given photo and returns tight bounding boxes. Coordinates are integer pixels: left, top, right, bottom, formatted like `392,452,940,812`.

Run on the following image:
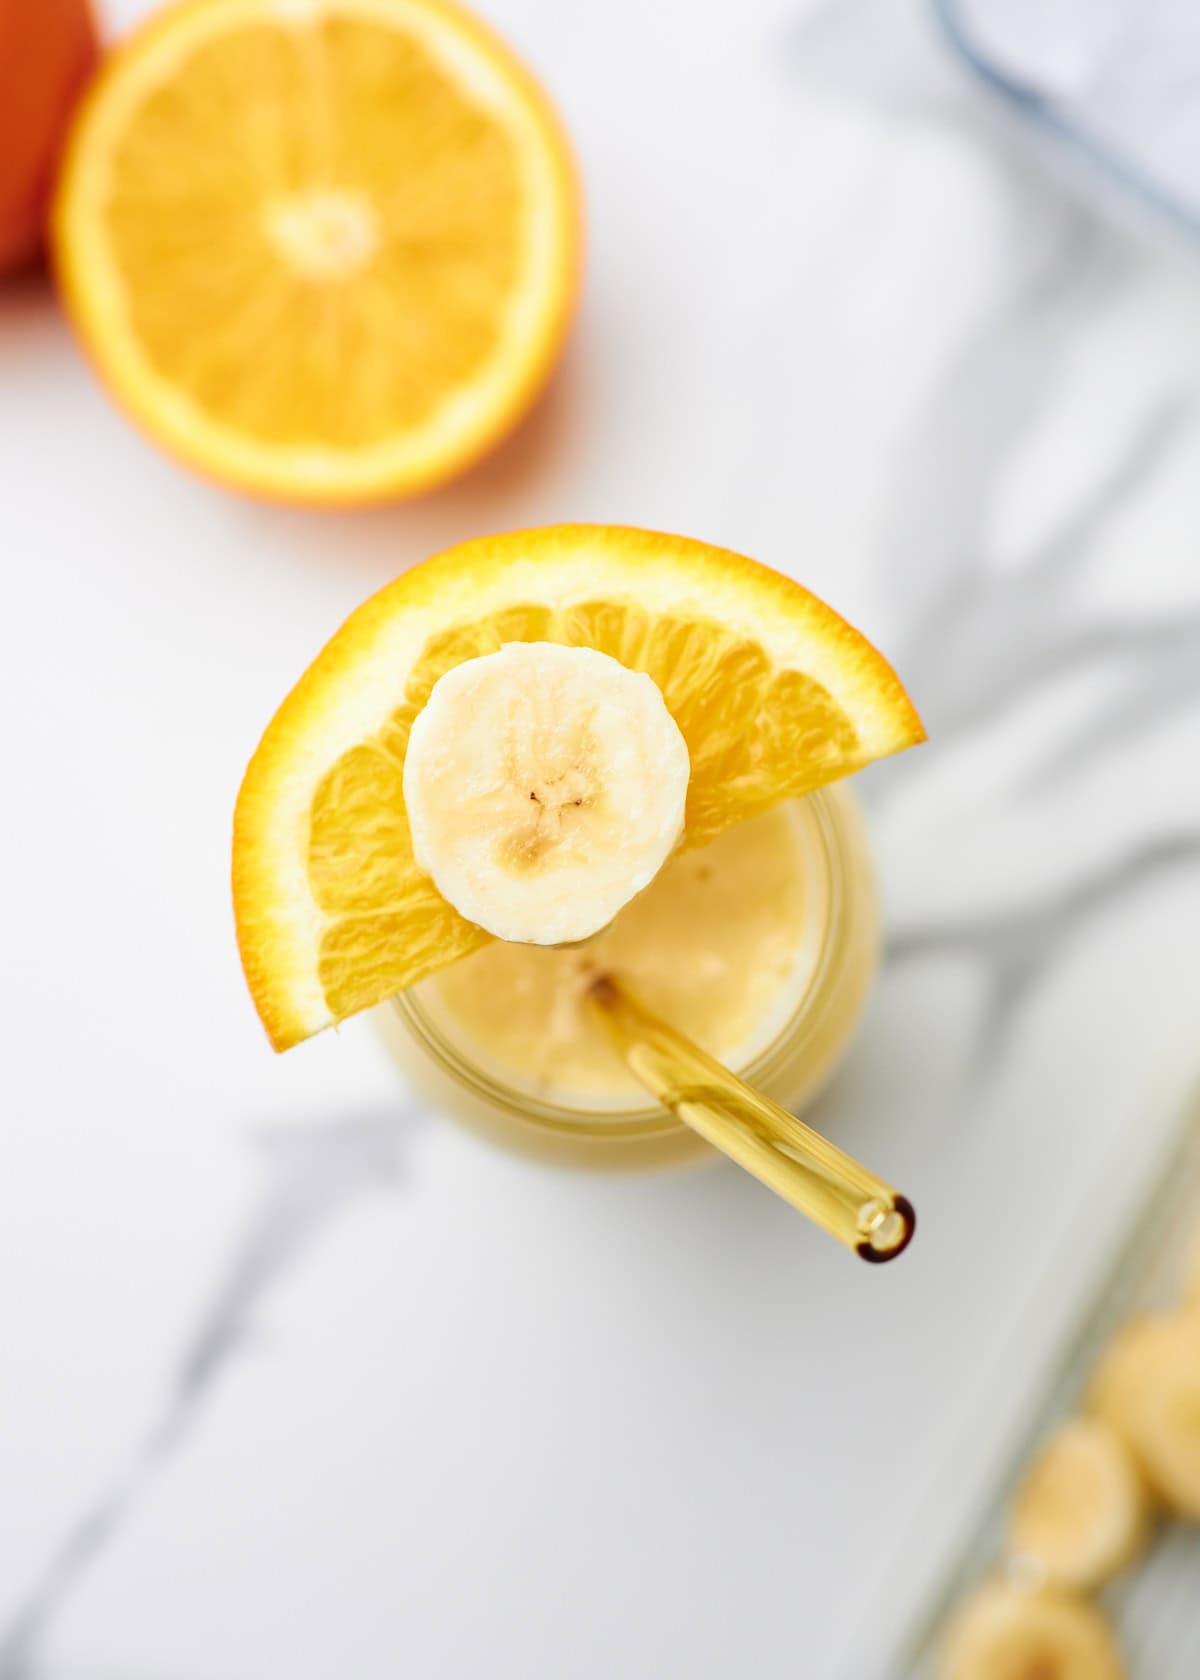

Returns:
52,0,579,503
233,526,925,1049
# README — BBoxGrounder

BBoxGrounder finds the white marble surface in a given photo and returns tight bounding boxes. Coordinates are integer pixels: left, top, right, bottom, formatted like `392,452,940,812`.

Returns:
3,0,1200,1675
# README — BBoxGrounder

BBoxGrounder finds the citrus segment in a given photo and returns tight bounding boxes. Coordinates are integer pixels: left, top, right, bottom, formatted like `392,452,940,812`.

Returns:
53,0,579,502
318,902,488,1021
233,526,925,1049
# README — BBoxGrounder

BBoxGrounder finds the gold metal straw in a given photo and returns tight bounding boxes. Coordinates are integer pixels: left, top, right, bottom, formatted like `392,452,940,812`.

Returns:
586,975,915,1262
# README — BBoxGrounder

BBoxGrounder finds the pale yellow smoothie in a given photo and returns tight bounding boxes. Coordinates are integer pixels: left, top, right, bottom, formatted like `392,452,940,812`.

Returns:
377,787,879,1168
426,804,808,1102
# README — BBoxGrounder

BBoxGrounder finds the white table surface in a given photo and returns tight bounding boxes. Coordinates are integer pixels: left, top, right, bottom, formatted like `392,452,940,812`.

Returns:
4,1,1200,1676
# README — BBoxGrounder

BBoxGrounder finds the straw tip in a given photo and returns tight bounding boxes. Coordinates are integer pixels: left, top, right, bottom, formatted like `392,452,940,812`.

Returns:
855,1195,916,1264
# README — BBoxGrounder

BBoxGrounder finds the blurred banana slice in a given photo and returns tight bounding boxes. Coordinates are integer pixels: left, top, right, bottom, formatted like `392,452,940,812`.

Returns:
1006,1417,1151,1591
1088,1317,1176,1429
937,1579,1125,1680
404,644,690,946
1089,1311,1200,1520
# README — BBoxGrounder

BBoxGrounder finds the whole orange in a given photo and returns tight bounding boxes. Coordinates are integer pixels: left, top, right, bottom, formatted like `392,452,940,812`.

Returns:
0,0,97,274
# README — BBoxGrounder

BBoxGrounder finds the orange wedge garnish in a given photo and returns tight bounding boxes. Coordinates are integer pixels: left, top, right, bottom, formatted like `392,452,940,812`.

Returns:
233,526,925,1048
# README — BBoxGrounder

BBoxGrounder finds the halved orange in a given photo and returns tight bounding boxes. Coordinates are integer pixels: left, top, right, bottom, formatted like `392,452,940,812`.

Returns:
0,0,97,274
233,526,925,1049
52,0,579,503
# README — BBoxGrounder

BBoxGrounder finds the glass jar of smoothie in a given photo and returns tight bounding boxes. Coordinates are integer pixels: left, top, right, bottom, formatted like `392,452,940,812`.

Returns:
374,785,877,1173
234,525,923,1258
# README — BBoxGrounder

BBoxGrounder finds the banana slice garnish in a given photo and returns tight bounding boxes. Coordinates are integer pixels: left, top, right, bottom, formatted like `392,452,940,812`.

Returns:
404,643,690,946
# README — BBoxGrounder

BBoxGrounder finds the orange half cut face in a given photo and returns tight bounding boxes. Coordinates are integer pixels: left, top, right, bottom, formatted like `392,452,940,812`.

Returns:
53,0,581,502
